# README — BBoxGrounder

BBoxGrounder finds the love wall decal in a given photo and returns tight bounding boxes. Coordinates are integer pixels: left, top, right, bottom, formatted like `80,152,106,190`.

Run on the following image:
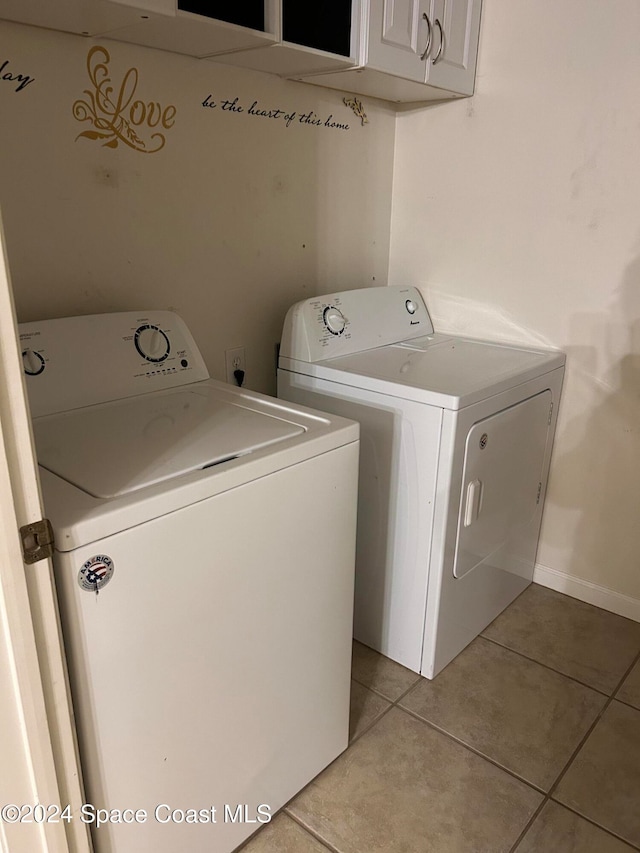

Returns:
72,46,177,153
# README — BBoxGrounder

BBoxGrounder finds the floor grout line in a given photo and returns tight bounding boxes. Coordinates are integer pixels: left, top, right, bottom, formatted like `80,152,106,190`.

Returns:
283,810,344,853
546,800,640,852
350,641,640,793
546,647,640,800
507,646,640,853
614,695,640,713
479,633,614,696
506,797,548,853
347,702,395,747
347,671,425,747
610,648,640,702
350,672,421,703
351,641,640,853
247,624,640,851
396,703,547,793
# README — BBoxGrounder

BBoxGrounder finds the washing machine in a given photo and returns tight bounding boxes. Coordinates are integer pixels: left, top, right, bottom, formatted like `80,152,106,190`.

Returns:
19,310,359,853
277,286,565,679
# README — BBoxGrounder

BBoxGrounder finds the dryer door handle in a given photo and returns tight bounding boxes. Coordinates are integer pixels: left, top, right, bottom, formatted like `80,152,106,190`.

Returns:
463,479,483,527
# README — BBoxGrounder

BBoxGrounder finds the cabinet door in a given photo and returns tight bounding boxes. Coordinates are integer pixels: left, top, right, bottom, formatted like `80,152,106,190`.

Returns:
425,0,481,95
367,0,431,82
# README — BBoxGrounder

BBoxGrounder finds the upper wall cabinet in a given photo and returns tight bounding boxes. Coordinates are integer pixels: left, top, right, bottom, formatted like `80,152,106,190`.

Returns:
290,0,482,103
0,0,481,105
369,0,480,95
213,0,481,103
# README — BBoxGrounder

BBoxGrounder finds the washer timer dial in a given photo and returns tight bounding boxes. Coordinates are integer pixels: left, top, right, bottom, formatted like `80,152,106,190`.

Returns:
323,306,346,336
22,349,45,376
134,325,170,363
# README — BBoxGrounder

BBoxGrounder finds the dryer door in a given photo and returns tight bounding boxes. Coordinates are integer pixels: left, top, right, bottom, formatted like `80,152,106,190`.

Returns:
453,390,552,579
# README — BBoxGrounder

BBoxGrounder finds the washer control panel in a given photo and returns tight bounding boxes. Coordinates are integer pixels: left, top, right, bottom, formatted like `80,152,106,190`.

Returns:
279,286,434,363
19,311,209,418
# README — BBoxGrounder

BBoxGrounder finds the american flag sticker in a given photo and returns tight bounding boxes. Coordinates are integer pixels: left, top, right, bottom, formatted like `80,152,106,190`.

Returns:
78,555,114,593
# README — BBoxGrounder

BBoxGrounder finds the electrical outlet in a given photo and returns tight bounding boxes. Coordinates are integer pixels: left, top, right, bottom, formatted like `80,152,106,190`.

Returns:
225,347,245,385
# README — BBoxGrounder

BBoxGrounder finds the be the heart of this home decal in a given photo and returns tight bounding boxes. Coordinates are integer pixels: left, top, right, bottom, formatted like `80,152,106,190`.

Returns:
73,46,177,153
201,94,352,131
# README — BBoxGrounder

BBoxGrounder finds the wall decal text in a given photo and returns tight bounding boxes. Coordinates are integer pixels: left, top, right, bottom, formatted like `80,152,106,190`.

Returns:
73,46,177,153
202,95,350,132
0,58,35,93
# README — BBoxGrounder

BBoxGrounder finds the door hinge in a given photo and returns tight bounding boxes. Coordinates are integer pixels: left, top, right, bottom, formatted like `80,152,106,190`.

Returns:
536,482,542,504
548,402,554,425
20,518,55,564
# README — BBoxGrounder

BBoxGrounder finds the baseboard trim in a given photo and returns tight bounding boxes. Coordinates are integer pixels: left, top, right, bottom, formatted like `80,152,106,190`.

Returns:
533,563,640,623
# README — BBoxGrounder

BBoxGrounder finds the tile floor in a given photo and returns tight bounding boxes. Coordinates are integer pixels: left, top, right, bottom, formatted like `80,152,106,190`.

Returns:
241,583,640,853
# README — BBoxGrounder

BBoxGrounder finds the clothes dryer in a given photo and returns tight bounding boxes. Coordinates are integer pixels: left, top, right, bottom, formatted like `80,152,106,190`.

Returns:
278,286,564,678
20,310,359,853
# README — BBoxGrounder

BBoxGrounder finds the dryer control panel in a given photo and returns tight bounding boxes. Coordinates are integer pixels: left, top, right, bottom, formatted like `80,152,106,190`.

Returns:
279,286,435,363
19,311,209,417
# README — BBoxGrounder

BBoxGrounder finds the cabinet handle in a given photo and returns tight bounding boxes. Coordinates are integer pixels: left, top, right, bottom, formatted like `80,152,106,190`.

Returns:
420,12,433,61
433,18,444,63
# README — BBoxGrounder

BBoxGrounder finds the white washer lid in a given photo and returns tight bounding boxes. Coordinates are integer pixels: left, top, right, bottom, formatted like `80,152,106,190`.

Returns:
311,334,565,408
34,388,305,499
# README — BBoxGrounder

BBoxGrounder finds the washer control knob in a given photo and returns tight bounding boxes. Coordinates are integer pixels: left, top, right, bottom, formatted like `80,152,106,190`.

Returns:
323,306,346,336
405,299,418,315
22,349,45,376
134,325,170,362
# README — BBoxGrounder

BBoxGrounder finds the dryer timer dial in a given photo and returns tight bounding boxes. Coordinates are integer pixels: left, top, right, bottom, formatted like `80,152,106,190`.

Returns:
323,306,346,336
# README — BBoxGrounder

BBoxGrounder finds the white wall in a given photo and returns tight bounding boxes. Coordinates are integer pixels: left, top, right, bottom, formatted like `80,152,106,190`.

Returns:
389,0,640,607
0,20,395,394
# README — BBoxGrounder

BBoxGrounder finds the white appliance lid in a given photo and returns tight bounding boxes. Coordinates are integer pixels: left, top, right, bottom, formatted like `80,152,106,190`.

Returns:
312,334,565,406
34,388,305,499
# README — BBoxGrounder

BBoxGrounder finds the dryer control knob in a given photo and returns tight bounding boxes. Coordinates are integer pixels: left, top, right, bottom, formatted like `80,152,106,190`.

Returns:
323,306,346,336
22,348,45,376
134,325,170,362
405,299,418,315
